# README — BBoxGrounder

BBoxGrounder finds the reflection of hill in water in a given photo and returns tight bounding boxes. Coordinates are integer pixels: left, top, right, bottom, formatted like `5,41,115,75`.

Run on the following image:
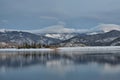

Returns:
0,51,120,69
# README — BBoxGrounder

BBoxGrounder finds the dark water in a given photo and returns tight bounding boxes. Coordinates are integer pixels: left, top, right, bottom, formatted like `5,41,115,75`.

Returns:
0,51,120,80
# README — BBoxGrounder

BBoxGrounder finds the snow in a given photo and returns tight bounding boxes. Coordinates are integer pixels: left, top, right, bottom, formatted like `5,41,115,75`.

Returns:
0,29,17,32
57,46,120,54
95,37,117,43
111,41,120,46
87,32,98,35
45,34,61,38
45,33,76,40
0,29,6,33
0,46,120,54
0,48,53,52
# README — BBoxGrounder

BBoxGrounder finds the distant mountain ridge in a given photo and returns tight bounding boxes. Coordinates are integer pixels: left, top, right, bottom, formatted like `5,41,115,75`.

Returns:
58,30,120,46
0,30,120,48
43,33,79,40
0,31,61,48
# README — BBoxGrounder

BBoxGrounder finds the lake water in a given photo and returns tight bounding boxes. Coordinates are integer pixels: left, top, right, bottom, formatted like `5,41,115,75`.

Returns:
0,51,120,80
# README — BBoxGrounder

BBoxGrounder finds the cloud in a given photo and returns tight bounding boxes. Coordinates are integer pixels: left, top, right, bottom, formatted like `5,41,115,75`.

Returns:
27,21,73,33
1,0,120,29
1,23,120,33
29,21,89,33
95,24,120,32
0,19,90,33
31,24,75,33
34,23,120,33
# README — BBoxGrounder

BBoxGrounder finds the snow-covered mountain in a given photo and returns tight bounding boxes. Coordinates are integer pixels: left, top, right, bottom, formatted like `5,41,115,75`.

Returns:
1,28,120,48
0,31,61,47
44,33,78,40
58,30,120,47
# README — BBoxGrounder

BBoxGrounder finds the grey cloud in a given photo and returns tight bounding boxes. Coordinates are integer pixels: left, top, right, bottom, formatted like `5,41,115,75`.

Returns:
0,0,120,29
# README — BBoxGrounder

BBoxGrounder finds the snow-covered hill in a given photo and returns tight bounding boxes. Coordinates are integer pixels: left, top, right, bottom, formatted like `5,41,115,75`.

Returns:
44,33,78,40
0,31,61,47
1,29,120,47
58,30,120,47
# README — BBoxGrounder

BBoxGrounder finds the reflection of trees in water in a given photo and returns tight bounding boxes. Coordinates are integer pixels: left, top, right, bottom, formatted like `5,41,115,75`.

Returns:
0,52,120,68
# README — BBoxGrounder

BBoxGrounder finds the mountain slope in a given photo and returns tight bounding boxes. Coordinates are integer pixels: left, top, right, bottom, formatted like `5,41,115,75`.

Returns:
109,37,120,46
41,33,79,41
0,31,61,46
1,30,120,47
59,30,120,46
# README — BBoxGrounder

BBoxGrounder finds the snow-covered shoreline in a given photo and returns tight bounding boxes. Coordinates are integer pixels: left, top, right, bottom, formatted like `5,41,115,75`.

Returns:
58,46,120,51
0,48,54,52
57,46,120,54
0,46,120,54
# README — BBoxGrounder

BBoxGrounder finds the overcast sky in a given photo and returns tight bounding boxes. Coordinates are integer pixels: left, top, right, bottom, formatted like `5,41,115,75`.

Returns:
0,0,120,30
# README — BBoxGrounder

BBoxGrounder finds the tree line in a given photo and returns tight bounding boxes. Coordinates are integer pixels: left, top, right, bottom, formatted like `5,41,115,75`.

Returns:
17,42,58,49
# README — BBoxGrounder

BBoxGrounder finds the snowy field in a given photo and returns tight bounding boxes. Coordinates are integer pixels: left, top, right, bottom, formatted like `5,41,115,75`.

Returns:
0,46,120,54
0,48,53,52
57,46,120,54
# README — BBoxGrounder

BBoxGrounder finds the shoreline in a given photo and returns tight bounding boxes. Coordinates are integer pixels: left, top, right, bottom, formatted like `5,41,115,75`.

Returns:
0,46,120,54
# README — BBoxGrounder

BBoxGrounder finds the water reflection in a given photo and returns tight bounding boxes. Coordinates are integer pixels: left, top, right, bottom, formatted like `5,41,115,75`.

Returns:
1,51,120,80
0,51,120,69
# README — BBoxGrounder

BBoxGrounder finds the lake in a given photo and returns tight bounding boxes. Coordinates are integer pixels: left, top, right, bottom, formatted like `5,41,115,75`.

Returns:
0,51,120,80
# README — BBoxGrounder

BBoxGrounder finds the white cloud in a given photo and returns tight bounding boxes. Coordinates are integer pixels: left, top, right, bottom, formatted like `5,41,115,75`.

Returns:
29,20,91,33
29,21,90,33
95,24,120,32
31,24,75,33
1,23,120,33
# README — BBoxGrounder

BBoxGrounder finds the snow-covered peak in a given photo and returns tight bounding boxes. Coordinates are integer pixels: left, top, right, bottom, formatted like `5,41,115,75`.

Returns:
0,29,16,33
45,33,77,40
0,29,25,33
45,34,61,38
0,29,7,33
86,32,99,35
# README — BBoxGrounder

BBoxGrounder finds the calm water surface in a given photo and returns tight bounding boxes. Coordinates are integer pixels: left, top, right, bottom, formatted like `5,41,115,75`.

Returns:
0,51,120,80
